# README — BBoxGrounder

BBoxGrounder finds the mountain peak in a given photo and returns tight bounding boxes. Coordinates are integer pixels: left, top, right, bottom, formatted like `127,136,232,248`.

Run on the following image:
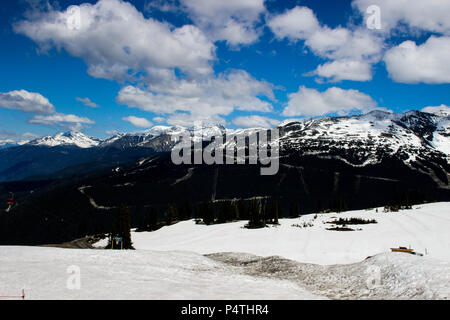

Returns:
27,131,100,148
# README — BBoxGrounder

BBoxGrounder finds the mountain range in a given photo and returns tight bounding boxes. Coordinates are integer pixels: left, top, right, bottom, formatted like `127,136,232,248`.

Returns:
0,109,449,245
1,109,448,182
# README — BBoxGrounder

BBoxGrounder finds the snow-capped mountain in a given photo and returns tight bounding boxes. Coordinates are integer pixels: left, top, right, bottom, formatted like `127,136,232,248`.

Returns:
96,123,227,151
24,111,449,158
2,111,450,247
280,110,449,161
27,131,100,148
99,125,189,150
2,110,449,184
25,123,229,150
0,141,17,149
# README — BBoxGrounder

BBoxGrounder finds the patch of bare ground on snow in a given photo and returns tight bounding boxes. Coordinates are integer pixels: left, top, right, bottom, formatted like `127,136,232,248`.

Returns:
206,252,450,300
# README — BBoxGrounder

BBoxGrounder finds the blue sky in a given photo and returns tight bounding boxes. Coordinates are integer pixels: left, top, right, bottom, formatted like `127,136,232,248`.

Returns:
0,0,449,142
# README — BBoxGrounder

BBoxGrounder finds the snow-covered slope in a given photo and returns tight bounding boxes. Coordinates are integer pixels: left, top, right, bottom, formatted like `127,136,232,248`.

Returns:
27,131,100,148
98,124,224,150
210,251,450,299
280,110,449,165
433,117,450,155
1,246,448,299
0,247,321,300
132,202,450,265
2,202,450,300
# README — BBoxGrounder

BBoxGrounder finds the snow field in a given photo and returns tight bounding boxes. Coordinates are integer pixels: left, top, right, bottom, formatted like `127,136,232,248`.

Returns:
132,202,450,265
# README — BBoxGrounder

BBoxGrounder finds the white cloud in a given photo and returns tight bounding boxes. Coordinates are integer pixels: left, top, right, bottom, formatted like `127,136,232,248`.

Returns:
166,113,226,127
353,0,450,35
267,6,319,41
15,0,215,83
153,116,165,123
76,97,99,108
306,28,382,62
0,131,39,145
22,132,40,138
268,7,383,61
0,129,18,142
0,89,55,113
0,89,95,131
268,6,383,82
0,139,15,146
117,70,274,125
421,104,450,117
312,60,373,82
29,113,95,129
122,116,153,128
282,86,378,117
106,129,118,135
384,36,450,84
180,0,266,46
232,115,280,129
14,0,278,128
144,0,179,13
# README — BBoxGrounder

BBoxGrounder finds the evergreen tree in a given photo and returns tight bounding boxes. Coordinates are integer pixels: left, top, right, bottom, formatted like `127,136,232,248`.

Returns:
217,200,238,223
316,199,322,213
178,200,192,221
237,199,247,220
231,202,239,221
246,199,265,229
328,197,347,213
265,199,280,224
149,207,159,230
201,200,215,225
108,205,134,249
217,201,228,224
77,218,88,237
289,200,300,218
166,205,178,225
136,207,160,232
136,212,148,232
273,199,279,224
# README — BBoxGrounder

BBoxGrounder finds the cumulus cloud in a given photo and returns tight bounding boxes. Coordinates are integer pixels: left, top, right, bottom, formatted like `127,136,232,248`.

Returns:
153,116,166,123
180,0,266,46
29,113,95,130
14,0,276,127
353,0,450,35
76,97,99,108
0,89,55,113
0,129,18,143
117,70,274,124
282,86,378,117
312,60,373,82
15,0,215,83
267,6,319,42
22,132,40,139
166,113,226,127
384,36,450,84
144,0,179,13
232,115,280,129
122,116,153,128
0,89,95,130
0,130,40,145
268,6,383,82
106,129,118,135
353,1,450,84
